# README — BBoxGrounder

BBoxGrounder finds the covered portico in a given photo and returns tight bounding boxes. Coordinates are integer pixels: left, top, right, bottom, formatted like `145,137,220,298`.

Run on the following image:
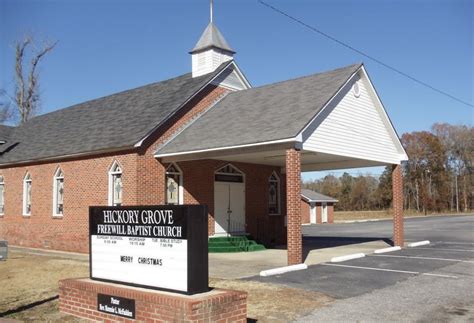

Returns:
158,142,405,265
155,63,408,265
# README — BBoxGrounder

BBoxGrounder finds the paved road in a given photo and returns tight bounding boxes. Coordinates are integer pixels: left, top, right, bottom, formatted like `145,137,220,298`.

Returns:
251,215,474,322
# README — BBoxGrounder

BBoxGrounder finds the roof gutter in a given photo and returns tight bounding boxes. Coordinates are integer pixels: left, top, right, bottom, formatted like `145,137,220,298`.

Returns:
155,137,300,159
0,145,135,168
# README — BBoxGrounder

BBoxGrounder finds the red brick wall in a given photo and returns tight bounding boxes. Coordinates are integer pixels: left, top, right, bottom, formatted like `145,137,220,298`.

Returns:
327,204,334,224
59,278,247,322
0,153,138,252
179,160,286,245
301,200,310,224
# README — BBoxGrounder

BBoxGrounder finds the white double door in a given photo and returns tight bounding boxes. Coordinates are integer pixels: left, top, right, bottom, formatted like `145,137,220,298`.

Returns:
214,182,245,235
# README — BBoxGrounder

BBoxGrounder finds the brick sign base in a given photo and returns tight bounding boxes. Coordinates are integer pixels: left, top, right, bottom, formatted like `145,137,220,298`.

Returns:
59,278,247,322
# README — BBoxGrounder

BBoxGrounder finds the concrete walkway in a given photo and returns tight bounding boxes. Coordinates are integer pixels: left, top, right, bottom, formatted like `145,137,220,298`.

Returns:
210,239,390,279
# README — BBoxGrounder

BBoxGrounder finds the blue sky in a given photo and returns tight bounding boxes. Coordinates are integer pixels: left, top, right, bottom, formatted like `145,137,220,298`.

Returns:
1,0,472,180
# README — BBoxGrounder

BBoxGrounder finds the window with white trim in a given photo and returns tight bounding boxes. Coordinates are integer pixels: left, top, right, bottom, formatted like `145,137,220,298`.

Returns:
109,162,122,206
165,163,183,205
53,168,64,216
269,172,281,215
23,172,32,216
0,176,4,215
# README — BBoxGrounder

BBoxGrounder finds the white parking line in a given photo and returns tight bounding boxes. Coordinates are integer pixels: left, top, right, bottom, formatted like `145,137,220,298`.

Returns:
372,254,474,263
440,242,474,245
321,263,458,279
422,273,459,279
412,247,474,252
321,263,418,274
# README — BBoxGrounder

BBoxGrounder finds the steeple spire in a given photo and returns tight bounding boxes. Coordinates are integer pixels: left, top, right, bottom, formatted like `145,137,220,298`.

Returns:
190,1,235,77
210,0,213,23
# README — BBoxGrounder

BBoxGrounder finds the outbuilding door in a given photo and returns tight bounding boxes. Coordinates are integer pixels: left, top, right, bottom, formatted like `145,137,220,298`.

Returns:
310,203,316,224
322,203,328,223
214,164,246,236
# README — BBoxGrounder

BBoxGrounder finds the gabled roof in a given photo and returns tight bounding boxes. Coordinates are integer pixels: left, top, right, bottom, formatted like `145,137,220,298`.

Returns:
156,63,362,156
0,62,232,165
301,189,338,203
190,22,235,54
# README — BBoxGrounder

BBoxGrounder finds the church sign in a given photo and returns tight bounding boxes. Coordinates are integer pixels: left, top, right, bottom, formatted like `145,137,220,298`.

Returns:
89,205,208,295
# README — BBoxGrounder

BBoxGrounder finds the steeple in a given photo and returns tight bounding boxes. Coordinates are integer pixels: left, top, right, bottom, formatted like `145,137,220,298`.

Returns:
191,0,235,77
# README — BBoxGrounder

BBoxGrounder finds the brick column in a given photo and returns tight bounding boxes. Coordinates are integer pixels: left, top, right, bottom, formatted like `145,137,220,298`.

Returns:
286,148,302,265
392,164,404,247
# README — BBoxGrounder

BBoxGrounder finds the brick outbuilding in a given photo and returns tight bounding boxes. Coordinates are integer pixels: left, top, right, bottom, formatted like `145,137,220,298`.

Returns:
0,17,408,265
301,189,337,224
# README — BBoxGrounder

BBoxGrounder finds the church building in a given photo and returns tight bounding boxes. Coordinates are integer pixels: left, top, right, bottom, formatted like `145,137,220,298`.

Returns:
0,11,407,265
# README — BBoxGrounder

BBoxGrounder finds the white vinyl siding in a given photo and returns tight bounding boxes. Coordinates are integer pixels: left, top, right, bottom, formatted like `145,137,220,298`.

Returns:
303,74,402,164
211,68,247,90
192,48,233,78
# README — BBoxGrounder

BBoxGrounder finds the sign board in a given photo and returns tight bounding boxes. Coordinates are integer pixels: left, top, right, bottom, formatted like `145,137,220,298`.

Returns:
89,205,208,295
97,294,135,319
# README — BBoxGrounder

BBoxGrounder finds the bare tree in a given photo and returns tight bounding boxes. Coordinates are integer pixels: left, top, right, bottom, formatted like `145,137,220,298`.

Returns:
0,94,14,123
12,36,57,123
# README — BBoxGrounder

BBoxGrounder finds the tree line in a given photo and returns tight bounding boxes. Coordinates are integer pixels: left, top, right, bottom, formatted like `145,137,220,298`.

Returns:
303,123,473,213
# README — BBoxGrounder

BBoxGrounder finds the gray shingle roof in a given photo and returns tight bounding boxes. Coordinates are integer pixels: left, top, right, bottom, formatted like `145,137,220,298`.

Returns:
156,63,361,155
301,189,338,202
190,22,235,54
0,125,14,141
0,62,231,165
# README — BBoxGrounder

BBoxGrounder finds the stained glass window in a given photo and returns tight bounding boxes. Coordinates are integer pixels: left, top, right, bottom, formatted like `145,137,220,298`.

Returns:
54,169,64,215
23,173,32,215
109,162,123,206
269,172,280,215
166,163,182,205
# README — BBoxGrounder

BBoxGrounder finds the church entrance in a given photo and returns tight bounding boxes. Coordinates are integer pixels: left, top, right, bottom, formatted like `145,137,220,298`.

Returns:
213,164,245,236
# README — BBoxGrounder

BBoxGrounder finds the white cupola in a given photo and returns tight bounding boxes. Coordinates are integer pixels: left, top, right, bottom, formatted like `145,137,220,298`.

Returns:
190,1,235,77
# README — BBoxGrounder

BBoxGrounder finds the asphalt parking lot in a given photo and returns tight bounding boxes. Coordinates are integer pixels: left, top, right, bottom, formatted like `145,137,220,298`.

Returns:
249,215,474,321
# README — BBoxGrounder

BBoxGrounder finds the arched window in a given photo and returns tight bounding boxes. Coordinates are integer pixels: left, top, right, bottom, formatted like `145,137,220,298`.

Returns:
0,176,4,215
53,168,64,217
215,164,244,183
108,161,122,206
23,172,32,216
269,172,280,215
165,163,183,205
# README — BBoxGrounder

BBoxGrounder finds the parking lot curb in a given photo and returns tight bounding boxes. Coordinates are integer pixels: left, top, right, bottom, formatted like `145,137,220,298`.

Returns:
260,263,308,277
330,253,366,263
407,240,430,247
374,246,401,254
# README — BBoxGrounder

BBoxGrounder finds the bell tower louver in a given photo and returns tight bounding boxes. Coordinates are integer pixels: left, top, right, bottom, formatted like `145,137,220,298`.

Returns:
190,0,235,77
